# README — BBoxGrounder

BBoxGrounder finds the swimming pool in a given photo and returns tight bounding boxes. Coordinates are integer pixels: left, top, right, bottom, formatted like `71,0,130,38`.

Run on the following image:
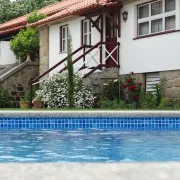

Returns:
0,130,180,162
0,111,180,162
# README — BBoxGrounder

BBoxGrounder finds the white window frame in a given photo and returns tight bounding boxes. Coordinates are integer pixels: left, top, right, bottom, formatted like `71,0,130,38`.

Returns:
82,19,91,46
137,0,176,37
60,25,68,53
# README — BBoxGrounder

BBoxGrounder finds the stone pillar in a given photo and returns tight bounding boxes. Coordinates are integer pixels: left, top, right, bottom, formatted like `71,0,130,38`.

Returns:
39,25,49,75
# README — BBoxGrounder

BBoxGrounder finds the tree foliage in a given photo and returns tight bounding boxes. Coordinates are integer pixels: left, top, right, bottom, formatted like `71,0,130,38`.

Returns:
10,27,39,62
67,32,75,108
27,10,47,23
0,0,60,24
10,11,47,62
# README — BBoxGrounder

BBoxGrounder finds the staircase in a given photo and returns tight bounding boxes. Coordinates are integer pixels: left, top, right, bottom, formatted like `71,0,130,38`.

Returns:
30,41,120,106
0,61,39,107
0,62,19,80
0,63,18,74
83,67,119,94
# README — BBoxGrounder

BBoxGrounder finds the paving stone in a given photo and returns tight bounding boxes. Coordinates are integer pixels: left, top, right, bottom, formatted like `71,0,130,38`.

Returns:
0,163,179,180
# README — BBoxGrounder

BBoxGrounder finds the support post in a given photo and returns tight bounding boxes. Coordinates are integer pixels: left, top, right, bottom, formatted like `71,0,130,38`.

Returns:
100,15,103,69
83,45,85,64
29,81,33,108
118,43,120,103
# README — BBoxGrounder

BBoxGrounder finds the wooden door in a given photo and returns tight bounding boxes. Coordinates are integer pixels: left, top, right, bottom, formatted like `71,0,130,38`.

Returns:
106,13,118,67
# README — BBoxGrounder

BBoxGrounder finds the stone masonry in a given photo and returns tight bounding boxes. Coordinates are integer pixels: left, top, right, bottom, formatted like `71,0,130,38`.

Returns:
160,70,180,99
39,25,49,75
0,62,39,107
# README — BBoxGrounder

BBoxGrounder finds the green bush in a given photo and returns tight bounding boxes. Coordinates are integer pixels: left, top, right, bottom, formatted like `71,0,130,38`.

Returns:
140,93,157,109
0,88,10,108
36,73,94,108
159,98,180,110
100,72,142,109
27,11,46,24
10,27,39,62
121,73,142,105
102,79,123,101
100,98,126,109
20,90,30,102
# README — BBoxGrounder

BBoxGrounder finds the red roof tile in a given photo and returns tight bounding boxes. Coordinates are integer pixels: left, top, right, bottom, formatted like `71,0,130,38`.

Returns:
0,0,119,35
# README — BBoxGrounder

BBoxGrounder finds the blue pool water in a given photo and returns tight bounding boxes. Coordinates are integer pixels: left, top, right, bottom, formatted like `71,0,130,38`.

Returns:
0,130,180,162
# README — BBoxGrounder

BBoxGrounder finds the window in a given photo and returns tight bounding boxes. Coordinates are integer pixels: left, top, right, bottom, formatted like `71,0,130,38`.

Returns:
82,20,91,45
60,25,68,52
138,0,176,36
146,72,160,92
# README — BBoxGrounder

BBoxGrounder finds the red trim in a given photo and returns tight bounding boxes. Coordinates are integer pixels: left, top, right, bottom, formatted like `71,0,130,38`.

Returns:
118,10,121,37
133,29,180,40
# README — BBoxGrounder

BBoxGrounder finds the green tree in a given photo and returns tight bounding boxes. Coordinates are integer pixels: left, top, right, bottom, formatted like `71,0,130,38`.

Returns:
10,11,47,62
0,0,60,23
10,27,39,62
67,32,74,108
0,0,11,23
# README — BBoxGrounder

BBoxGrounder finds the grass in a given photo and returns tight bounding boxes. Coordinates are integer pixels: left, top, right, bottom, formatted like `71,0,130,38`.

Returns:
0,108,178,111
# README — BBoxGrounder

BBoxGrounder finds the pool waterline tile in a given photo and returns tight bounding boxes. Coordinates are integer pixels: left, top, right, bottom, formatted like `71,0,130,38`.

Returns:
0,116,179,130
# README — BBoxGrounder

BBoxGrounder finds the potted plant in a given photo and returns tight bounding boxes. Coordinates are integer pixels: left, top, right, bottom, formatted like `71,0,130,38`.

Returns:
33,96,44,108
19,90,30,108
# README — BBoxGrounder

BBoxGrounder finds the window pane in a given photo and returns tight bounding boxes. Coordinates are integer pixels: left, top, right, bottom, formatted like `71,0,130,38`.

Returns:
165,0,175,12
165,16,175,30
62,28,65,39
84,21,87,34
151,1,162,16
62,40,65,51
84,34,88,45
151,19,162,33
89,34,91,45
139,5,149,19
139,22,149,35
66,27,68,39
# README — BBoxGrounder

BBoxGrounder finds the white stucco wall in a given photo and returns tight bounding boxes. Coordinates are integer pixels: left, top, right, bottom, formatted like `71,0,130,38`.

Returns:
0,41,17,65
119,0,180,74
49,16,101,75
49,0,180,76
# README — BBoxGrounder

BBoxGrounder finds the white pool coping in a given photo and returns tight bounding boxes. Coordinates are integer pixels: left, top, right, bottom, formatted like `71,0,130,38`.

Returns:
0,110,180,117
0,163,179,180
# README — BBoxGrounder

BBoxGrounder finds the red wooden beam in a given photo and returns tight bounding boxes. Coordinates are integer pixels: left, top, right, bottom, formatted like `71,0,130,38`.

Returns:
32,45,86,83
86,16,102,34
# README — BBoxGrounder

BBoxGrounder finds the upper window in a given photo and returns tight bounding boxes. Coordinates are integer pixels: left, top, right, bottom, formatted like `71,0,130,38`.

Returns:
82,20,91,45
138,0,176,36
60,25,68,52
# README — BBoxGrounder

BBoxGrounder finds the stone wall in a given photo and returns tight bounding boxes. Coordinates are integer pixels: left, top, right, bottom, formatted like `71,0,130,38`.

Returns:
39,25,49,76
0,62,39,107
160,70,180,99
123,70,180,99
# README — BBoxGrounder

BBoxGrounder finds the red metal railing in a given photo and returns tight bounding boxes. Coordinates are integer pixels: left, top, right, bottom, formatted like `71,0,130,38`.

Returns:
29,41,120,107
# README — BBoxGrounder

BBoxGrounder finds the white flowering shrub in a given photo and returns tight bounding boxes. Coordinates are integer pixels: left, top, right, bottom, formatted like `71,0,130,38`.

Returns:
36,73,94,108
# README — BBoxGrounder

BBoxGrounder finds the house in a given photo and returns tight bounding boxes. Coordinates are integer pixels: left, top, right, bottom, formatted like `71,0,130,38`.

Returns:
1,0,180,99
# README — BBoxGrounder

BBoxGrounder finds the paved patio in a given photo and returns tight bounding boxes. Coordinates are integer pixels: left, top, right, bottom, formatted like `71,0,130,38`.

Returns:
0,163,179,180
